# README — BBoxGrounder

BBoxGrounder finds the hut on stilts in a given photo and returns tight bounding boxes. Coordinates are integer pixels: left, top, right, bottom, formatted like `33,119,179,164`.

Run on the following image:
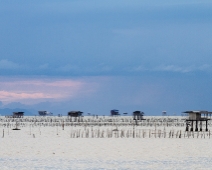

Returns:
183,111,212,131
133,111,145,125
68,111,83,117
12,112,24,118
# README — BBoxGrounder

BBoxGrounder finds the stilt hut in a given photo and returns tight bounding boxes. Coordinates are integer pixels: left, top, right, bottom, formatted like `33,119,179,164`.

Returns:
133,111,145,120
68,111,83,117
110,109,120,116
38,111,53,116
183,110,212,131
13,112,24,118
133,111,145,125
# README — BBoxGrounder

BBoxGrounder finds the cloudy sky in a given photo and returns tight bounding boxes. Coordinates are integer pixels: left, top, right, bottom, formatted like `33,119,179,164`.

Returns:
0,0,212,115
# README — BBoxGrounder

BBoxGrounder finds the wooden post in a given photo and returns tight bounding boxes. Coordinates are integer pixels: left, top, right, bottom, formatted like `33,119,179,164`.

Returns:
200,121,202,131
57,125,58,135
62,121,64,130
133,125,135,138
206,120,208,131
195,120,198,131
190,121,193,131
176,130,179,138
164,128,166,138
186,121,189,131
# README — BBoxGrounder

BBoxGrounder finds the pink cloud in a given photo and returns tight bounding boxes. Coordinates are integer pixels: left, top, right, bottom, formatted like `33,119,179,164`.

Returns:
0,91,62,100
0,77,99,104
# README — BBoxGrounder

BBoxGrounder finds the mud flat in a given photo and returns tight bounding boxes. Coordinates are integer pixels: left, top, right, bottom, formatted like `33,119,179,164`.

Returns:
0,116,211,169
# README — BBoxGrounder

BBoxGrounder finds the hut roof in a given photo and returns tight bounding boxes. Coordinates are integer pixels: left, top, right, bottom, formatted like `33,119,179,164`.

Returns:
111,109,119,112
183,110,208,114
68,111,83,113
13,112,24,114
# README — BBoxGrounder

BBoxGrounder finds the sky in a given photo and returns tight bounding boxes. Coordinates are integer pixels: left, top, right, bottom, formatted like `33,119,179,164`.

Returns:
0,0,212,116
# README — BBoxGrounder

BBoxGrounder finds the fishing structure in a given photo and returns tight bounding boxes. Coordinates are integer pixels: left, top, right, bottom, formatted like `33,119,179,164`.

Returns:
184,110,212,131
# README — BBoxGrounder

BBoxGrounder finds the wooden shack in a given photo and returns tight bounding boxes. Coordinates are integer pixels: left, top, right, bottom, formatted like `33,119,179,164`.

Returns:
110,109,120,116
38,111,53,116
133,111,145,120
68,111,83,117
133,111,145,125
183,110,212,131
13,112,24,118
